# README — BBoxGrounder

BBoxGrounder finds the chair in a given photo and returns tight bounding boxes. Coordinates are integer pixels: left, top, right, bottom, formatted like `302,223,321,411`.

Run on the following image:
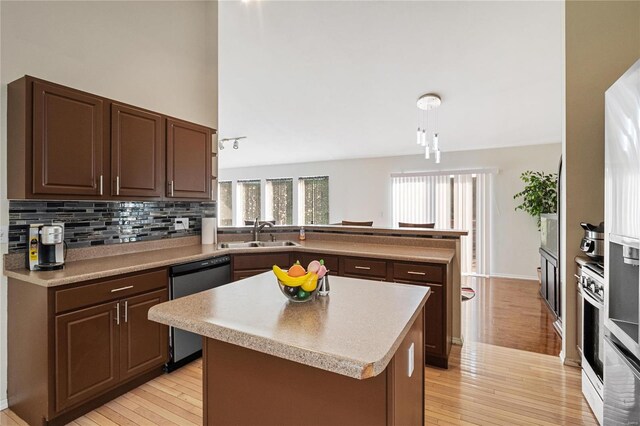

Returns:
340,220,374,226
398,222,435,228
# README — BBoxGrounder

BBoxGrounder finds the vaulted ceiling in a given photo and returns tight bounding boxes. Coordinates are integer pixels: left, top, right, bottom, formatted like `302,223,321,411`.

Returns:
218,1,563,168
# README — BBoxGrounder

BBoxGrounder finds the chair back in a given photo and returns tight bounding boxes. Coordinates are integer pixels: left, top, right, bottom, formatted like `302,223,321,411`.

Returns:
398,222,435,229
341,220,373,227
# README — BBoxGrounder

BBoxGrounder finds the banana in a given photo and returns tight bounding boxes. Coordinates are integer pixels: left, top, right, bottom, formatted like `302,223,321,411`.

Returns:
272,265,313,287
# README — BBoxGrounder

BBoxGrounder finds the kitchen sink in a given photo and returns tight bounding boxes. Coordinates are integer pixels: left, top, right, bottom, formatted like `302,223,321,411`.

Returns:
255,241,299,247
218,242,260,249
218,240,299,249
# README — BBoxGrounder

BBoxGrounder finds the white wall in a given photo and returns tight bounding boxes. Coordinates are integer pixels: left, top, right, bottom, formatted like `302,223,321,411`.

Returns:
220,143,561,279
0,0,218,409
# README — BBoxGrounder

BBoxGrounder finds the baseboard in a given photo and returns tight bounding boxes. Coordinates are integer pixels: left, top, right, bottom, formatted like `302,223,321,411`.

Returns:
490,272,538,281
452,337,464,346
0,398,8,411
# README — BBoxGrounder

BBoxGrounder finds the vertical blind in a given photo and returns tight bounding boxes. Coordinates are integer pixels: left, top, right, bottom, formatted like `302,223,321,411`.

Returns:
237,180,261,224
218,181,233,226
298,176,329,225
392,172,492,276
392,175,451,228
266,178,293,225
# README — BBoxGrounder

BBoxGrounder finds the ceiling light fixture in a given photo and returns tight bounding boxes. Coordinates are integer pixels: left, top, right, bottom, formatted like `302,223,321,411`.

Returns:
416,93,442,163
219,136,247,151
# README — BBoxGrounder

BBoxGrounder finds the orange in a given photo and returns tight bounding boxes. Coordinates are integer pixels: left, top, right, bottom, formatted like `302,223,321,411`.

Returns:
288,263,306,277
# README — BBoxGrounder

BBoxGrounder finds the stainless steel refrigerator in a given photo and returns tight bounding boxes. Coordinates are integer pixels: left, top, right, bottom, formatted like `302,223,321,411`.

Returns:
604,57,640,425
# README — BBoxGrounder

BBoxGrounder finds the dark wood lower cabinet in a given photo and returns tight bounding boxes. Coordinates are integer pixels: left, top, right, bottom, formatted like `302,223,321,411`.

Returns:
8,269,169,425
119,290,169,381
540,247,560,319
230,251,452,369
55,301,120,412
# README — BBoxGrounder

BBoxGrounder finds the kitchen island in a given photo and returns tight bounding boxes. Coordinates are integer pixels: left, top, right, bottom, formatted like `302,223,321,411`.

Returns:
149,272,430,426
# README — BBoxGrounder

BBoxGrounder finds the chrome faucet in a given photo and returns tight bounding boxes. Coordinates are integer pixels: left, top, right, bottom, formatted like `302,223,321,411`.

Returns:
252,217,274,241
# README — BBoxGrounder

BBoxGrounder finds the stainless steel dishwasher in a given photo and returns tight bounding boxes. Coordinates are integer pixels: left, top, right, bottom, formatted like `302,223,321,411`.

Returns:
167,255,231,371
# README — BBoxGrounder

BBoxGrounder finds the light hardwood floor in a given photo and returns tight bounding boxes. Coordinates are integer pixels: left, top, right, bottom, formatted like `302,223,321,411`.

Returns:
1,277,595,425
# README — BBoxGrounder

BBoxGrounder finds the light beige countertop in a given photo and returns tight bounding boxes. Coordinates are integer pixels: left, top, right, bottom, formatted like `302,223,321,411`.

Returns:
4,239,454,287
148,272,430,379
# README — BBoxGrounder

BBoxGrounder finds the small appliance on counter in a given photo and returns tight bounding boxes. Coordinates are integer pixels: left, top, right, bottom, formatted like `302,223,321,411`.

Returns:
580,222,605,261
27,223,65,271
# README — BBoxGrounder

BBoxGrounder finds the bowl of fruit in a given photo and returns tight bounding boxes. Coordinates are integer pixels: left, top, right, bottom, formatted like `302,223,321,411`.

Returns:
272,259,328,303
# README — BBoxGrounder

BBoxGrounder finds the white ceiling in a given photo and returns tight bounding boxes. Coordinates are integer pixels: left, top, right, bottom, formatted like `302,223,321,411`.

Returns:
218,1,563,169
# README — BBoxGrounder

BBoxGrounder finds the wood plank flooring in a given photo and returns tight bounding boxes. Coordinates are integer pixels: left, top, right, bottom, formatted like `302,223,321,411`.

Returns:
462,276,562,356
1,277,594,425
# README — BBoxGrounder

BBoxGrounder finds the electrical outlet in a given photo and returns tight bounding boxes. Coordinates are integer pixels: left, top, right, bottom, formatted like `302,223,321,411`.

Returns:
0,225,8,244
174,218,189,230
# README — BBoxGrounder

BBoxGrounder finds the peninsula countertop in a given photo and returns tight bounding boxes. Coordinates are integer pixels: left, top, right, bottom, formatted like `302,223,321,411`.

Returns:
4,239,455,287
148,272,430,379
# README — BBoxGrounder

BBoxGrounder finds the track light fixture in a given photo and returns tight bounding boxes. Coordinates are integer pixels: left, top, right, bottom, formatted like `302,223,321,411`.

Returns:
219,136,247,151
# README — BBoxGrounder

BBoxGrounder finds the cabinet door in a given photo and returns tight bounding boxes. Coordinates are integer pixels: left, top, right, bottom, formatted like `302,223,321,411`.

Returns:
424,284,444,356
540,255,548,300
111,104,163,198
32,81,104,196
166,118,212,199
546,261,556,315
120,290,169,381
55,301,119,412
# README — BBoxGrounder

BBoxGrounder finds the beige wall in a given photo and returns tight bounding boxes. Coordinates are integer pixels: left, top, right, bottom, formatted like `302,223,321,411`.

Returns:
0,0,218,408
562,1,640,363
220,143,562,280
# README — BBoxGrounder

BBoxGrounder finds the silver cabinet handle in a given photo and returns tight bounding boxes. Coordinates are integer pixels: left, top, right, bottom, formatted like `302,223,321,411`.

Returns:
115,302,120,325
116,176,120,196
169,180,174,197
355,266,371,270
110,285,134,293
99,175,103,196
124,301,128,323
407,271,426,276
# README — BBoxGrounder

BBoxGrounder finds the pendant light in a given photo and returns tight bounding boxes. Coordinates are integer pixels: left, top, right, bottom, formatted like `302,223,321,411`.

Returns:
416,93,442,163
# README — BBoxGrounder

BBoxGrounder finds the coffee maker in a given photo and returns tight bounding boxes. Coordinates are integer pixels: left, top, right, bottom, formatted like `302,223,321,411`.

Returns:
27,223,65,271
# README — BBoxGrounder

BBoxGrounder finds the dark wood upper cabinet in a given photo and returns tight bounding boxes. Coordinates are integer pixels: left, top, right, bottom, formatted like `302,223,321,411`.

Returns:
119,289,169,381
32,81,105,196
166,118,212,199
111,104,164,198
55,301,119,412
8,75,216,201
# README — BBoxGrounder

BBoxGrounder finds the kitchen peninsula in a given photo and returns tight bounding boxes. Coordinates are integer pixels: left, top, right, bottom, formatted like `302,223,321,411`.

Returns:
148,272,430,425
3,225,463,424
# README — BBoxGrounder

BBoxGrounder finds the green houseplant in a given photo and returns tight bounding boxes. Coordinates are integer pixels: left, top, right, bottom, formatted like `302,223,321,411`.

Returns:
513,170,558,284
513,170,558,229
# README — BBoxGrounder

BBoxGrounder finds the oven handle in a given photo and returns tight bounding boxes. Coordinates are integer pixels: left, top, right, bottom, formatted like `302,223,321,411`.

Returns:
582,287,604,310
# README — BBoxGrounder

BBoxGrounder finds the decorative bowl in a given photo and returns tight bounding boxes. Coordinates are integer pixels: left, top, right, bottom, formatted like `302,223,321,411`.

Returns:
277,279,318,303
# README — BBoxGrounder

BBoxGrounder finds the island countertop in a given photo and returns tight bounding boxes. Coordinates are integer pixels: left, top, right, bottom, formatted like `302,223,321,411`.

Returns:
148,272,430,380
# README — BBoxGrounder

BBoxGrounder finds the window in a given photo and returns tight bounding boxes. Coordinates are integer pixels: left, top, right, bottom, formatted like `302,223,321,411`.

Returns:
392,172,492,276
298,176,329,225
237,180,261,225
266,178,293,225
218,181,233,226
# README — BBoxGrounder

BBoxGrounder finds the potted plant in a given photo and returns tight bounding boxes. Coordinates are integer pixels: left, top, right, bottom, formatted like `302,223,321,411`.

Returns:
513,171,558,283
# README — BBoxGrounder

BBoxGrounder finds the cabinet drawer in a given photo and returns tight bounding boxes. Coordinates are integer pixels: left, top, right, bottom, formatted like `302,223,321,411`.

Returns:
233,253,291,271
342,257,387,279
294,252,339,273
233,269,269,281
55,269,168,314
393,262,444,284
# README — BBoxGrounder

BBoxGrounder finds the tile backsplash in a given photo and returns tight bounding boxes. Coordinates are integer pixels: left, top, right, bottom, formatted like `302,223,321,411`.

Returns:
8,200,215,253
